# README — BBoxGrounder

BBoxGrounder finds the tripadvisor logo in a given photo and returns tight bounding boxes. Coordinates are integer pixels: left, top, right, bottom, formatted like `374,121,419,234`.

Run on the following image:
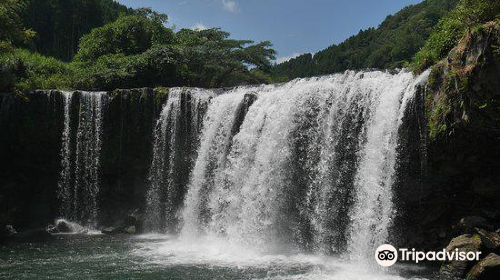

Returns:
375,244,482,267
375,244,398,266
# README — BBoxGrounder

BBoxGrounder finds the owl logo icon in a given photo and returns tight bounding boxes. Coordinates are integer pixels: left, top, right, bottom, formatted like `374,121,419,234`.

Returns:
375,244,398,266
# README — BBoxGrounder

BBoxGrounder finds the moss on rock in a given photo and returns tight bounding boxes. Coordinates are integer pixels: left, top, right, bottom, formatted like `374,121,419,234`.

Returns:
425,21,500,140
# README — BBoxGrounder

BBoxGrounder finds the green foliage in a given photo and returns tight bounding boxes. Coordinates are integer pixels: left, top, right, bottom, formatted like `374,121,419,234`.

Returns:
1,4,277,92
71,27,275,89
413,0,500,72
425,20,499,140
272,0,459,80
72,45,181,90
0,48,72,92
172,28,275,87
0,0,35,47
75,12,173,62
426,65,451,139
21,0,132,61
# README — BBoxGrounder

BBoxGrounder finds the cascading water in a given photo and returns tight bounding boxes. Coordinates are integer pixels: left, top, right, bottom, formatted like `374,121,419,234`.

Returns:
146,88,213,232
180,90,260,237
347,70,430,260
57,91,75,217
169,69,430,262
57,91,107,227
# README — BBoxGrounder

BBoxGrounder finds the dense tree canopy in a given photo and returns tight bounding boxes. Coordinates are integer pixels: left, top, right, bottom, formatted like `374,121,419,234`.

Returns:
0,0,34,47
75,10,174,61
2,0,493,92
0,1,276,92
21,0,132,61
271,0,459,80
71,27,275,90
172,28,275,87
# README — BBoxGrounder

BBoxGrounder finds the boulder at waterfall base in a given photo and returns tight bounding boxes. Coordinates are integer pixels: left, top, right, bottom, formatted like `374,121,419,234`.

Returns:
440,234,483,279
466,253,500,280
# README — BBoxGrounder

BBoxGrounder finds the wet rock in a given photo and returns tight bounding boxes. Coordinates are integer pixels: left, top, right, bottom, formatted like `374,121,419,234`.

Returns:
475,228,500,251
440,234,483,279
47,220,84,234
5,225,16,236
124,226,136,234
46,225,56,233
1,224,17,243
122,209,143,234
101,227,117,235
56,221,73,233
466,253,500,280
11,228,54,243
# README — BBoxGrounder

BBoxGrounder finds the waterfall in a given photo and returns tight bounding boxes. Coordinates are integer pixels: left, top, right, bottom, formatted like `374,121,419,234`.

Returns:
347,70,430,260
181,89,258,236
57,91,74,217
146,88,213,232
57,91,107,227
172,70,429,258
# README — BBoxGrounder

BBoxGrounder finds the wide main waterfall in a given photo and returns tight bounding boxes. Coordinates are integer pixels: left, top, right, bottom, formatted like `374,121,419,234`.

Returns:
146,69,429,262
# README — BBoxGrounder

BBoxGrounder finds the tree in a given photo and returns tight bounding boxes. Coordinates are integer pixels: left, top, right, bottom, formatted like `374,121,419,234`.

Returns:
21,0,132,60
174,28,276,87
455,0,500,29
2,3,277,91
75,12,174,61
0,0,35,47
271,0,460,80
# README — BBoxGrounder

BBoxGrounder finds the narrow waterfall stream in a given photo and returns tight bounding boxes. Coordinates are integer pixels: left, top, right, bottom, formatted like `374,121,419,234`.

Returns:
57,91,75,218
57,91,107,227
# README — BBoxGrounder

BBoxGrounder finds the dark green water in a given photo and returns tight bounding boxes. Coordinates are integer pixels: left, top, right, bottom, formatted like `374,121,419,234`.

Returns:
0,234,433,280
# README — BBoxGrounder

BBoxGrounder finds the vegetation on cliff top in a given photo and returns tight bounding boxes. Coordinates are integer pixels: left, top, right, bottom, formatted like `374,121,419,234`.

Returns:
413,0,500,73
1,0,498,93
0,0,276,92
0,0,35,48
424,15,499,140
21,0,133,61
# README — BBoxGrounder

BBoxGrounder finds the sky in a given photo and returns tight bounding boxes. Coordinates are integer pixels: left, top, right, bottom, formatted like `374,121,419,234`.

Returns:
115,0,424,63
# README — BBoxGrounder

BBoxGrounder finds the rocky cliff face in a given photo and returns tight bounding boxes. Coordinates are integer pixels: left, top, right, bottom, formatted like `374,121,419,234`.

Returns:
0,89,167,230
0,91,64,231
395,21,500,251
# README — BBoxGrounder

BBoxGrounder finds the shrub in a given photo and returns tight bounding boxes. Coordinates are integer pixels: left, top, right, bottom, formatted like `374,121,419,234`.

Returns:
0,48,72,92
75,12,174,62
413,0,500,72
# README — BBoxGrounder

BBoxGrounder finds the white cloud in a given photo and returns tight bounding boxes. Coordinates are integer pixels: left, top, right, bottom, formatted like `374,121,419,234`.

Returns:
222,0,238,13
275,53,302,64
192,22,208,30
